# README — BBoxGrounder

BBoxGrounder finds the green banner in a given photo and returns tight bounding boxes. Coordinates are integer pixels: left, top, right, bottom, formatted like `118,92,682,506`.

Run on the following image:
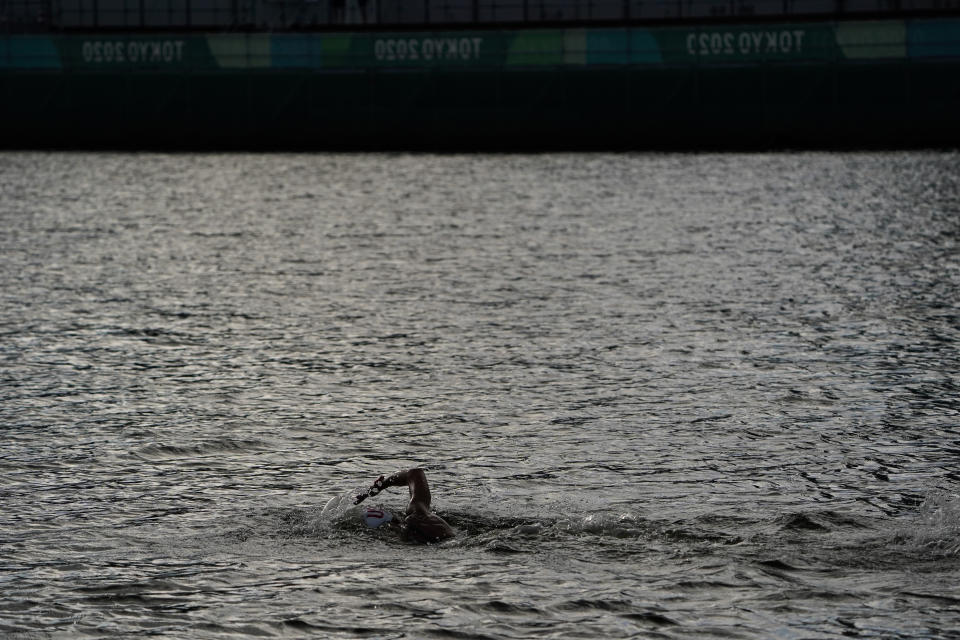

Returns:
656,23,839,63
270,31,505,68
0,36,61,69
2,20,956,72
55,35,217,70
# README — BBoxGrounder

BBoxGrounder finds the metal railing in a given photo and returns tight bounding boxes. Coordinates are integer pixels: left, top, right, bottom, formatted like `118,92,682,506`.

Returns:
2,0,959,31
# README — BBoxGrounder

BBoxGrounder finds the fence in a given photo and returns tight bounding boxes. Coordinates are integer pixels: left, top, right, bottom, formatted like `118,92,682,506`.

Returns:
3,0,959,31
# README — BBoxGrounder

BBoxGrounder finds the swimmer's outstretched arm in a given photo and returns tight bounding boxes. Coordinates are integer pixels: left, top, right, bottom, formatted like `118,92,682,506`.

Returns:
354,468,432,512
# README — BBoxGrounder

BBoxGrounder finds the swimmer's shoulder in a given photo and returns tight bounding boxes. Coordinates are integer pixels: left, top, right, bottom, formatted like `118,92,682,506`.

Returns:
404,511,454,543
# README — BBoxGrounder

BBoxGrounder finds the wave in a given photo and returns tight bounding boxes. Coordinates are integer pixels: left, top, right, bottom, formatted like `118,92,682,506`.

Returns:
133,439,268,459
740,494,960,571
218,499,762,554
203,491,960,572
769,510,879,534
262,502,746,554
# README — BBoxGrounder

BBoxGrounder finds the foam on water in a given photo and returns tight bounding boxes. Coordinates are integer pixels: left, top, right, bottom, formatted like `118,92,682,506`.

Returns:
893,491,960,558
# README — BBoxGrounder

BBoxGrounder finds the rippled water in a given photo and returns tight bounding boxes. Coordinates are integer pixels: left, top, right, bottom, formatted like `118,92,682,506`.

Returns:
2,151,959,639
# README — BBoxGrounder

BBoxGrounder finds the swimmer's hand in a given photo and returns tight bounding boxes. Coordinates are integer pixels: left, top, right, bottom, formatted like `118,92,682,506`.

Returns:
353,475,387,505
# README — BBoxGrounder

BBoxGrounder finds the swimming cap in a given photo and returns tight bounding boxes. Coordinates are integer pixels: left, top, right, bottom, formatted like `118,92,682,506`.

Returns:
361,506,394,528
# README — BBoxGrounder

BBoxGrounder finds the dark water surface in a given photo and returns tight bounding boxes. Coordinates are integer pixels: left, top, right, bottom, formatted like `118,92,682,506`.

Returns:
2,152,959,639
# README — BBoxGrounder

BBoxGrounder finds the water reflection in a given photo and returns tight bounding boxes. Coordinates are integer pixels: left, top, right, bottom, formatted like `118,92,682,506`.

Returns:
0,151,958,638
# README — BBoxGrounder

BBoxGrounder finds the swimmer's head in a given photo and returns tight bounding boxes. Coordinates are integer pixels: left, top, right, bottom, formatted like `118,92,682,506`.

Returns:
361,506,394,528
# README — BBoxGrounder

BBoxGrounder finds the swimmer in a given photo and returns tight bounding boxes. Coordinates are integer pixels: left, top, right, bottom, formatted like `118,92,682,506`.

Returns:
354,468,454,543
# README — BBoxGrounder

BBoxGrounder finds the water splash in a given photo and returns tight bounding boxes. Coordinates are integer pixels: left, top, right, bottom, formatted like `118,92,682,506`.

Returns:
896,491,960,558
